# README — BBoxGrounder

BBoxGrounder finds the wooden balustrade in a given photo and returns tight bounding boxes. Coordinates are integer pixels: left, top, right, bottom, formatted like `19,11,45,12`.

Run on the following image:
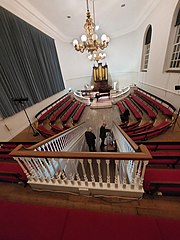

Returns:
10,122,151,199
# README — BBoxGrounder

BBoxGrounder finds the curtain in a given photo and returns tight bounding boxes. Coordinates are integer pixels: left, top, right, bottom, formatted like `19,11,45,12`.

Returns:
0,7,65,118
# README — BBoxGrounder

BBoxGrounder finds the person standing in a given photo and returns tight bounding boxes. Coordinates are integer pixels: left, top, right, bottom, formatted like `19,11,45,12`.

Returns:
85,127,96,152
99,122,110,151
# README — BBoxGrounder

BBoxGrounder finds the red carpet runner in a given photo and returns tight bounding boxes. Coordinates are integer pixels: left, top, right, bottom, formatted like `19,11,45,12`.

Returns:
0,200,179,240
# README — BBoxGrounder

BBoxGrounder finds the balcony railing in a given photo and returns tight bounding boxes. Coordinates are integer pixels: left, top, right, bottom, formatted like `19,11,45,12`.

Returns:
10,122,151,199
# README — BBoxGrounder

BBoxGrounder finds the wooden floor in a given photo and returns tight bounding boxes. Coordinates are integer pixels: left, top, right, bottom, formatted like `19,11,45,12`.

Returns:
2,103,180,219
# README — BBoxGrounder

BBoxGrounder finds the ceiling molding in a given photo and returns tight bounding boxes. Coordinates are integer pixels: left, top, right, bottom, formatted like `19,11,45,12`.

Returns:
0,0,70,42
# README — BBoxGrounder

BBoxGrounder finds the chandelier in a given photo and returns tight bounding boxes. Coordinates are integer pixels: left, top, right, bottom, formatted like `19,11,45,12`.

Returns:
88,51,106,62
72,0,110,54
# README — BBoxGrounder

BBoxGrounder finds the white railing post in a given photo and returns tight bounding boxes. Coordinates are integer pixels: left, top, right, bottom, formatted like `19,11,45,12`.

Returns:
106,160,110,187
88,159,95,185
97,159,103,186
130,160,139,189
114,160,119,188
79,159,88,185
139,160,149,190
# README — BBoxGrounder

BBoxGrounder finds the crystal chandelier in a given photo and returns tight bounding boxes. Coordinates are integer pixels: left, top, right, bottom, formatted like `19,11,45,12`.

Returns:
88,51,106,62
72,0,110,54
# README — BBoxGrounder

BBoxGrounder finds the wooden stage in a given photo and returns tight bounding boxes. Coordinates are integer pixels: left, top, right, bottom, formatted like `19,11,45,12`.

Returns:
90,96,112,109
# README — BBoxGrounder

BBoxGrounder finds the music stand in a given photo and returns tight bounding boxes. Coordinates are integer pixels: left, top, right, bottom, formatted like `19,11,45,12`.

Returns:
13,97,39,136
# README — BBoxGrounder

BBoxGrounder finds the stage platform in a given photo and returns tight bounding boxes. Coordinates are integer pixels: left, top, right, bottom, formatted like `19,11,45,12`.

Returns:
90,97,112,109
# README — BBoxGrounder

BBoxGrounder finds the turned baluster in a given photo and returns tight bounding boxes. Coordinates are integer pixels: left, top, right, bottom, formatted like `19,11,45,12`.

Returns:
96,159,103,186
130,160,138,189
139,160,148,190
114,160,119,188
79,159,88,185
88,159,95,185
106,160,110,187
43,159,55,183
123,160,128,189
72,160,81,185
16,157,32,181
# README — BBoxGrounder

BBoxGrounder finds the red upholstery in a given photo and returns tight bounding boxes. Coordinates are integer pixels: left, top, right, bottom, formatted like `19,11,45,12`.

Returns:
73,103,86,123
124,98,142,120
116,101,125,113
0,162,27,183
131,120,171,141
134,89,173,116
144,168,180,193
37,95,71,123
37,125,54,138
121,121,140,131
61,101,79,123
50,99,73,123
126,121,153,135
131,94,157,119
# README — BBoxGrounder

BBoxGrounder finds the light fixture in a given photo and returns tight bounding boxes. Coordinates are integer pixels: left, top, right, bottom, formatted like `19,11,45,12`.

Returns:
88,51,106,62
72,0,110,54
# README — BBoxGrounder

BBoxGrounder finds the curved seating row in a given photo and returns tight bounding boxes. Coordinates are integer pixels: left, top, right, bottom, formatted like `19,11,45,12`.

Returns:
116,101,125,114
125,121,154,136
143,141,180,195
134,89,173,117
50,99,73,123
73,103,86,123
136,141,180,151
121,121,141,131
144,168,180,195
131,120,172,141
37,95,71,123
0,161,27,185
149,151,180,166
37,125,55,138
123,98,142,120
131,95,157,119
61,101,80,123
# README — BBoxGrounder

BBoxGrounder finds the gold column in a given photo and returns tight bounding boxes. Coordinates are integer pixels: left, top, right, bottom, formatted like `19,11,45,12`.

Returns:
98,63,102,80
104,64,108,80
93,66,97,81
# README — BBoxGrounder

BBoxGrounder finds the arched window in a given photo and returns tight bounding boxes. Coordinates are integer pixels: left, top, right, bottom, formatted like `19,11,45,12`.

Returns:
164,4,180,72
141,25,152,72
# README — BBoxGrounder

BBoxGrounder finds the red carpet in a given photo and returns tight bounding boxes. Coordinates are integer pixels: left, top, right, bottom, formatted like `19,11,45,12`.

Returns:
0,200,179,240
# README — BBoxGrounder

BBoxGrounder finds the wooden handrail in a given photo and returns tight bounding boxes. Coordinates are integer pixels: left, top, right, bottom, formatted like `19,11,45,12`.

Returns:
10,143,151,160
27,121,85,150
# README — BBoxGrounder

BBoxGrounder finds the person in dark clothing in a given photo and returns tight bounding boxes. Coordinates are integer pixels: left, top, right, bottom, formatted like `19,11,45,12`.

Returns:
99,122,110,151
85,127,96,152
120,108,130,123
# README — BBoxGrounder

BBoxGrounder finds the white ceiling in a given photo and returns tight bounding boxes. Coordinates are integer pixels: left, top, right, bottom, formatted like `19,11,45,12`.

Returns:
25,0,160,41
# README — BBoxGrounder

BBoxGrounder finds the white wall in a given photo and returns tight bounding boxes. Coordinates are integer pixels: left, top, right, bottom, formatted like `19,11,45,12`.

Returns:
137,0,180,110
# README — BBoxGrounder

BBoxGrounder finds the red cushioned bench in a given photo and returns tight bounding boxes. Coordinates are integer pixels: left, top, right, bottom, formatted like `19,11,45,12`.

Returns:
148,151,180,166
61,102,79,123
116,101,125,114
0,162,27,184
135,141,180,151
51,125,64,133
131,95,157,119
131,120,171,141
126,121,154,135
50,99,73,123
37,95,71,123
37,125,55,138
134,89,173,117
124,98,142,120
144,168,180,195
73,103,86,123
121,121,141,131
